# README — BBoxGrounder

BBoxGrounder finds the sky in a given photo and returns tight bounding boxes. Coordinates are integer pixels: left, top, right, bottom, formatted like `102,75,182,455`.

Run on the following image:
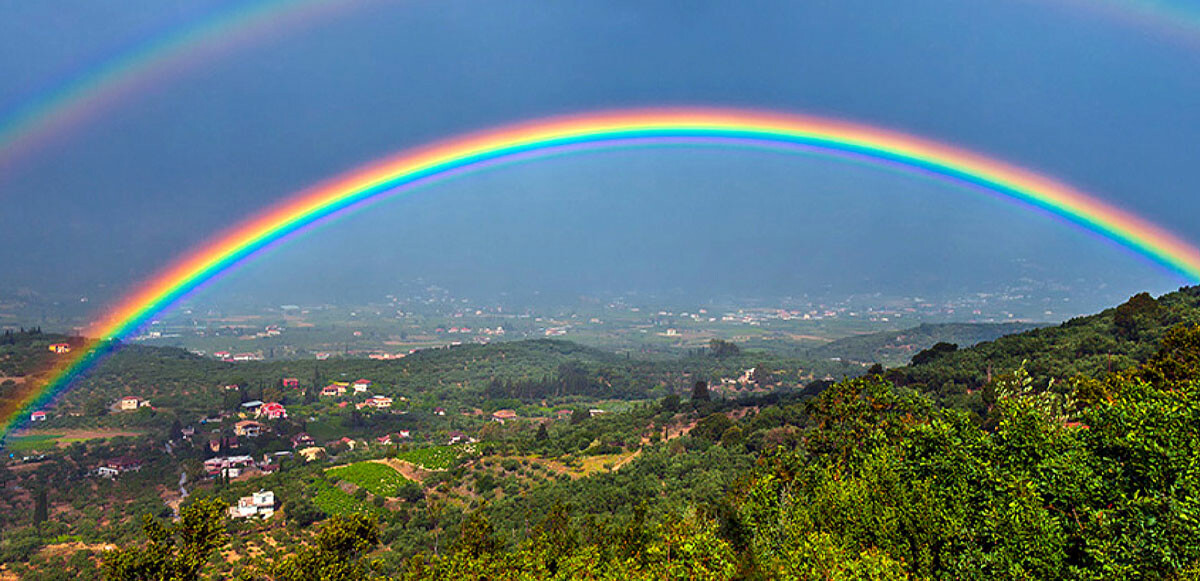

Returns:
2,0,1200,320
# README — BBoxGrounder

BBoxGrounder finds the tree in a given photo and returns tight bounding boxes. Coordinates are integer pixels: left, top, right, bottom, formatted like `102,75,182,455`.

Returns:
32,486,48,528
691,413,733,442
453,511,499,558
535,423,549,442
285,497,326,528
910,342,957,366
570,409,587,425
271,513,380,581
84,396,108,417
659,394,681,413
103,496,226,581
708,339,740,358
691,380,710,402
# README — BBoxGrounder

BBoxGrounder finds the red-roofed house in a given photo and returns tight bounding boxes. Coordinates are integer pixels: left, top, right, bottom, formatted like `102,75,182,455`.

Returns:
48,343,71,354
353,379,372,393
492,409,518,424
99,456,142,478
365,396,393,409
281,378,300,388
321,384,347,397
30,411,46,422
257,402,287,420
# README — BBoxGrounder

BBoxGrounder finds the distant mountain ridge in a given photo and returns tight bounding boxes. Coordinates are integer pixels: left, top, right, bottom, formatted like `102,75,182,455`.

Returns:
807,322,1047,366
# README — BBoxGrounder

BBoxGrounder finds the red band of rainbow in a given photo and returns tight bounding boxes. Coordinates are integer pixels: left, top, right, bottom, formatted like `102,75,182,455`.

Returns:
6,107,1198,440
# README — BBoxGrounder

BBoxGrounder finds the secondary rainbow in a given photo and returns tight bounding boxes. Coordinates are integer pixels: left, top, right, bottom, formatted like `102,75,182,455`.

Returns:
7,107,1200,439
0,0,362,174
4,0,1198,178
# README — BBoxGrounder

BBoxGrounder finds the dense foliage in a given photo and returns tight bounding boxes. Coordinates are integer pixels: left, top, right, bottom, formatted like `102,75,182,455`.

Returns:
8,289,1200,578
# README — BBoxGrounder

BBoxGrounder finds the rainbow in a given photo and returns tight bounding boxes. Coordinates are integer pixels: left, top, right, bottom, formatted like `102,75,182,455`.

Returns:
6,107,1200,439
0,0,363,174
3,0,1198,179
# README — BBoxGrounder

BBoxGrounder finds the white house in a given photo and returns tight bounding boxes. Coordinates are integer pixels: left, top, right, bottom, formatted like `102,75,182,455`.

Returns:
229,490,275,519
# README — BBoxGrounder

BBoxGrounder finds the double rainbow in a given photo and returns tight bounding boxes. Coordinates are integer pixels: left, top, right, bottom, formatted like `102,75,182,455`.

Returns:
0,0,361,173
6,107,1199,439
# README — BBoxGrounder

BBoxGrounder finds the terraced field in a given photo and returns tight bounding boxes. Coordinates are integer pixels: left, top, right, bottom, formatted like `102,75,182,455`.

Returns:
309,479,380,516
328,461,410,497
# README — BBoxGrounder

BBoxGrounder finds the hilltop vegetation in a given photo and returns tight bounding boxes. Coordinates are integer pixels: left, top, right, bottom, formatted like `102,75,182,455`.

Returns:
806,321,1045,366
890,287,1200,397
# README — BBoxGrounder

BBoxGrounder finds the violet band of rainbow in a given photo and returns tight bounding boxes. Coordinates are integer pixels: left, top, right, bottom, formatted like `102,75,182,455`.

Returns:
7,107,1199,440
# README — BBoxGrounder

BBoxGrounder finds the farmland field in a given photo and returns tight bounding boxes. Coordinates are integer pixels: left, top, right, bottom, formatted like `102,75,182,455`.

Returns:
4,434,61,452
309,479,380,516
328,461,409,497
394,445,461,470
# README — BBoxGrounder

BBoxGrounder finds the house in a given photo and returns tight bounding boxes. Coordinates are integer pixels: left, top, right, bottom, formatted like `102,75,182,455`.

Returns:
229,490,275,519
376,434,393,445
98,456,142,478
448,430,469,445
232,352,262,362
204,455,255,477
223,384,240,391
119,396,143,411
321,384,347,397
291,433,315,448
257,402,287,420
281,378,300,389
48,343,71,354
353,379,372,393
365,396,393,409
240,400,263,413
209,434,239,452
297,446,326,462
433,407,446,416
234,420,265,438
214,351,231,359
555,409,573,421
29,411,46,422
397,430,411,439
491,409,518,424
181,426,195,439
589,409,606,417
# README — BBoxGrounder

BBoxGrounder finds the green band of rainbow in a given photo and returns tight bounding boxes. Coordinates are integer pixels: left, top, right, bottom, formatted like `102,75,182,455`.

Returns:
6,107,1198,440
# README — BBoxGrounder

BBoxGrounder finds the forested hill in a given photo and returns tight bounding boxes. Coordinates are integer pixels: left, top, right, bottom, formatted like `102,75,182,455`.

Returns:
806,321,1045,366
49,337,864,422
890,286,1200,396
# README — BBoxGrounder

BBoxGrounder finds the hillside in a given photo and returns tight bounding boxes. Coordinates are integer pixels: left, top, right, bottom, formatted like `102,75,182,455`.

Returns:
806,321,1046,366
891,286,1200,397
4,290,1200,578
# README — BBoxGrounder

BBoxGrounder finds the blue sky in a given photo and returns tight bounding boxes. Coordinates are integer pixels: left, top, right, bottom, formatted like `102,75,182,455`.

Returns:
2,0,1199,314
